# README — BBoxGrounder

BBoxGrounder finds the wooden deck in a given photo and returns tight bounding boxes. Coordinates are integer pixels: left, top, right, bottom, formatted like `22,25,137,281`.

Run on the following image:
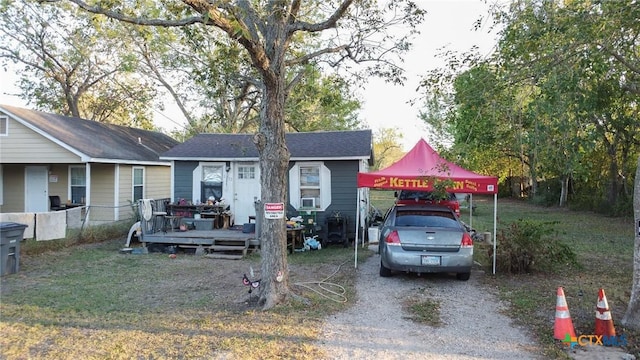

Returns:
140,229,258,259
138,227,305,258
140,228,256,245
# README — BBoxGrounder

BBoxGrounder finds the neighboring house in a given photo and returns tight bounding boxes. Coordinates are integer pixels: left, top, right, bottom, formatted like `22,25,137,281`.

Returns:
0,105,180,224
160,130,373,241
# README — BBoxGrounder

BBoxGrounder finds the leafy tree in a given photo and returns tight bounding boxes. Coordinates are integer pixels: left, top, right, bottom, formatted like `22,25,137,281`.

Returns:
494,0,639,208
372,127,404,170
0,0,156,127
420,59,530,196
285,68,361,132
129,20,361,137
421,0,639,208
133,25,264,135
64,0,424,309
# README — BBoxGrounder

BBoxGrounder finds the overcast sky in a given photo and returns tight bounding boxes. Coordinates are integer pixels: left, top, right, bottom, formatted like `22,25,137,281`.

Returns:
359,0,500,150
0,0,500,150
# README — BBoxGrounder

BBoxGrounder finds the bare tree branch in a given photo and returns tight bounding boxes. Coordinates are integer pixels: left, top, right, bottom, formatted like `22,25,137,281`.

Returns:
235,0,265,42
137,40,197,128
285,44,348,66
288,0,301,24
61,0,201,26
287,0,354,34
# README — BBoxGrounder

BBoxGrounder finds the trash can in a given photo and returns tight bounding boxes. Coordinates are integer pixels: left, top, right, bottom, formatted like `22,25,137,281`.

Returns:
0,222,27,276
368,227,380,243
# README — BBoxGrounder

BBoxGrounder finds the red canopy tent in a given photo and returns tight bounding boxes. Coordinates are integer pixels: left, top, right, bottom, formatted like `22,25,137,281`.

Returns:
357,138,498,193
355,139,499,273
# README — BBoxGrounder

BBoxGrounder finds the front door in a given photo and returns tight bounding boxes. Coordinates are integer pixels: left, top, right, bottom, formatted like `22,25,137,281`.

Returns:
233,162,260,225
25,166,48,212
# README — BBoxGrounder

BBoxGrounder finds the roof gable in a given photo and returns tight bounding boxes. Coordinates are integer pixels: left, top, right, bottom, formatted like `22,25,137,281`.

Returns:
161,130,372,160
1,105,179,163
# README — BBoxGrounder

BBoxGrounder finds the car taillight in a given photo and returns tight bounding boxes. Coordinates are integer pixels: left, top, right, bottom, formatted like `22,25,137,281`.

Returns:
384,230,401,245
461,233,473,248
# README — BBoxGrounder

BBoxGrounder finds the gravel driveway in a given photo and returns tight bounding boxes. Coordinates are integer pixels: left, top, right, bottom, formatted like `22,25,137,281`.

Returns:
316,252,543,359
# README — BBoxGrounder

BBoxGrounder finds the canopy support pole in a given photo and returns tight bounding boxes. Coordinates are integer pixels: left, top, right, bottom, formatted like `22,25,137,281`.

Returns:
354,190,360,269
469,194,473,228
492,193,497,275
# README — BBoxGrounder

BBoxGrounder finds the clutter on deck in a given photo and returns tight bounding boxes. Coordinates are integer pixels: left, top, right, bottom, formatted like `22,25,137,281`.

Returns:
128,199,331,259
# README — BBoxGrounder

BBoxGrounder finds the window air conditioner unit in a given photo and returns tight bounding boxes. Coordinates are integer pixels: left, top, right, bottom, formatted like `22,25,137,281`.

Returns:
301,197,316,208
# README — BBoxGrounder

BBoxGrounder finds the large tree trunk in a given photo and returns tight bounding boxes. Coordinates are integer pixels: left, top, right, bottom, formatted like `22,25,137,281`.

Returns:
254,54,291,310
622,155,640,329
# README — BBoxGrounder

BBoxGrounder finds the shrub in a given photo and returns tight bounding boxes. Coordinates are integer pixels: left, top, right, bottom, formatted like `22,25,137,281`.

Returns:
493,219,579,274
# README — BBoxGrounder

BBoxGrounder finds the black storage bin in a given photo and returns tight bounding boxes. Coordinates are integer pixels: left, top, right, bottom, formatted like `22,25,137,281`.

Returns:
0,222,27,276
325,214,348,247
242,223,256,233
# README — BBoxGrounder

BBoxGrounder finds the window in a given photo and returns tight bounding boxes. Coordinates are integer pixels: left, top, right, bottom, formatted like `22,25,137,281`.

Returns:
201,165,224,202
299,165,320,208
133,167,144,202
238,166,255,179
0,116,7,136
289,162,332,211
70,166,86,204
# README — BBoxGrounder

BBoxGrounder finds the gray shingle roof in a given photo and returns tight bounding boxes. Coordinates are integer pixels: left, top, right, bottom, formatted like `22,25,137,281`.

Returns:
160,130,372,160
1,105,179,163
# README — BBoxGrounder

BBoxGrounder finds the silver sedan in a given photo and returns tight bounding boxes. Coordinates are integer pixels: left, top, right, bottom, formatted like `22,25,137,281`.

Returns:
378,204,474,280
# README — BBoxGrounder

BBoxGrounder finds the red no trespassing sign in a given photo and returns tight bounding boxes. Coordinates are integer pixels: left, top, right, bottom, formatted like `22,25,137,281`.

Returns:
264,202,285,219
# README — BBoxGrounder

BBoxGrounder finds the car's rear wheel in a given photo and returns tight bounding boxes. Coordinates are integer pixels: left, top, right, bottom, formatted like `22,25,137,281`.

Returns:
456,272,471,281
379,261,392,277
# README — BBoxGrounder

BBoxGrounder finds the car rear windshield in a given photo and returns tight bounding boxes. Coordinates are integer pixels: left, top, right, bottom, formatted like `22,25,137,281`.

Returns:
395,210,458,228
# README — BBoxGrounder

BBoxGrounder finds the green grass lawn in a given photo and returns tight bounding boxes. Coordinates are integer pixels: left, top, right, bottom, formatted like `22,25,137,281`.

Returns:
1,240,367,359
1,195,637,359
468,195,637,358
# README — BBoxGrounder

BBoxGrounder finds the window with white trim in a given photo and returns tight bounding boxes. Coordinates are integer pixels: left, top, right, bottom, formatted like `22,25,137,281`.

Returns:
133,167,144,202
289,162,332,211
300,165,320,208
201,164,224,202
0,116,7,136
70,166,86,204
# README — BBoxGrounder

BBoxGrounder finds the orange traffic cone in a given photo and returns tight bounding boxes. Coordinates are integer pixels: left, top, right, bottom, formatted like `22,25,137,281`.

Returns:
554,287,576,340
595,288,616,337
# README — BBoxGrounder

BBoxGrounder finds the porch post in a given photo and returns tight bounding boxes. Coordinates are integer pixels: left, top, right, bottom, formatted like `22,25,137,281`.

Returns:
85,163,91,206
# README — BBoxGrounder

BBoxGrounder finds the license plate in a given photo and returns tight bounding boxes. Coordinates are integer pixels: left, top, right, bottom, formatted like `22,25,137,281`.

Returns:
421,255,441,266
